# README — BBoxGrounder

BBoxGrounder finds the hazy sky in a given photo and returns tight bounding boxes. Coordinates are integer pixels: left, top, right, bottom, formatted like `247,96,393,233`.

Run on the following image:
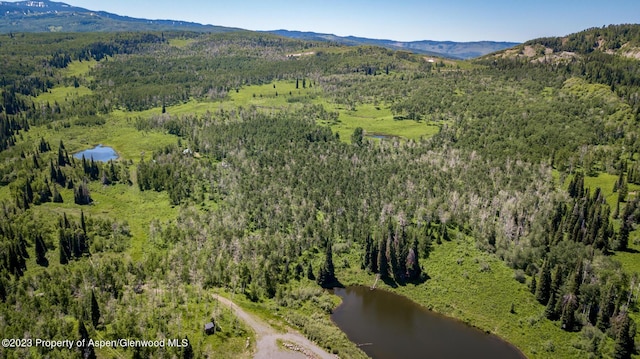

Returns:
57,0,640,42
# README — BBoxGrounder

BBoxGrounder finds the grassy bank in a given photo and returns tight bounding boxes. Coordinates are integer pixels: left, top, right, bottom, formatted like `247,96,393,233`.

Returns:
332,235,612,359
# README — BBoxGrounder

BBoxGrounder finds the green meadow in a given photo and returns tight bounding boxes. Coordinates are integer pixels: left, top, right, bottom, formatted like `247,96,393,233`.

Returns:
226,80,441,142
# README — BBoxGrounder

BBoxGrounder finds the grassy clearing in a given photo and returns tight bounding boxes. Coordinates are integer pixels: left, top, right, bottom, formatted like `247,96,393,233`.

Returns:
334,235,592,359
43,116,176,162
32,177,178,261
16,99,183,261
227,80,441,142
62,59,97,78
169,38,196,48
118,99,222,120
564,78,623,104
34,86,93,104
227,80,321,108
583,172,622,209
330,103,440,141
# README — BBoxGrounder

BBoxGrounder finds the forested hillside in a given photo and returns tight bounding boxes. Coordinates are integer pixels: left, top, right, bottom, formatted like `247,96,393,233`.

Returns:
1,25,640,359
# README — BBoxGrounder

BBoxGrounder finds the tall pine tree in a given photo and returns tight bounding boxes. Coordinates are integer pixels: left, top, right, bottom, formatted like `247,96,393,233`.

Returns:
536,260,552,304
90,290,101,328
377,234,389,279
614,312,634,359
317,241,336,288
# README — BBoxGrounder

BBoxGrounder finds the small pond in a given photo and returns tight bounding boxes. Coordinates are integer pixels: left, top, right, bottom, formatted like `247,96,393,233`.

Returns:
331,286,526,359
368,134,392,140
73,144,119,162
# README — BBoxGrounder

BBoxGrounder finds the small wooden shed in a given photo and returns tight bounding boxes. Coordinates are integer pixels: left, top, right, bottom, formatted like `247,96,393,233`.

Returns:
204,321,215,335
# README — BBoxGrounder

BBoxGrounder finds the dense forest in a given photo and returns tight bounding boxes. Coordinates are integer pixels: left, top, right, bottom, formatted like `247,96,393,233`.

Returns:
1,25,640,358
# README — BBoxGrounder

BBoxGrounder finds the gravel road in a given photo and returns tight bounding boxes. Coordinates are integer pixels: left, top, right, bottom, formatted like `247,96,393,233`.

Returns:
213,294,337,359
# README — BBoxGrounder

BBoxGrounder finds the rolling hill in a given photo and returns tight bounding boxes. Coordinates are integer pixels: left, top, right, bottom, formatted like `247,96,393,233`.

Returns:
484,24,640,62
0,0,518,59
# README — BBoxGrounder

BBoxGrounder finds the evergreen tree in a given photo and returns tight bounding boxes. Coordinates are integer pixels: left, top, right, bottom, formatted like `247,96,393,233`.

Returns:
108,160,118,182
619,219,631,251
77,319,96,359
59,229,69,265
560,293,578,331
545,265,564,320
536,260,552,304
306,262,315,281
49,160,57,182
32,154,39,169
0,278,5,302
363,233,372,271
182,336,193,359
38,137,50,153
389,237,400,282
614,312,634,359
81,210,87,235
529,276,537,295
90,290,101,328
406,235,422,281
25,179,34,204
395,225,408,282
618,174,628,203
351,127,364,146
377,234,389,278
597,286,616,331
568,172,584,198
569,260,584,294
545,290,560,320
317,241,336,288
58,146,66,166
440,223,450,241
35,233,48,266
74,179,92,205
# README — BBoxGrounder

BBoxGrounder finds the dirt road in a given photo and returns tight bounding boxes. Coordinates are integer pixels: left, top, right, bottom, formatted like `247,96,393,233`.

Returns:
213,294,337,359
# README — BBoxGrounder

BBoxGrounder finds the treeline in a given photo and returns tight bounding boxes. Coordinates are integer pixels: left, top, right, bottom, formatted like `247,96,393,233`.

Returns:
136,146,198,205
0,32,167,133
90,33,414,111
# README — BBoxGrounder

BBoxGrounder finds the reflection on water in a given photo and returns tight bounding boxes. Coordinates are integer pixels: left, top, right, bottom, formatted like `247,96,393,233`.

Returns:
331,286,526,359
73,144,118,162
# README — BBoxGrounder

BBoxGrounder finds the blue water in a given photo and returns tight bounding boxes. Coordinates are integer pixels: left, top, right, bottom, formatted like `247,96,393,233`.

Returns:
73,145,119,162
369,134,394,140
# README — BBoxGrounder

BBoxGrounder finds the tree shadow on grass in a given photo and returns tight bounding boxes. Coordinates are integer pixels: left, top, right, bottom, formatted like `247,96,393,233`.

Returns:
379,272,431,288
620,247,640,254
321,278,344,289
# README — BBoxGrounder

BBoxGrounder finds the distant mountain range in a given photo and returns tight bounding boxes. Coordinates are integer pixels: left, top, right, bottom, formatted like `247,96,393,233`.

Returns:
0,0,519,59
265,30,519,59
0,0,239,33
